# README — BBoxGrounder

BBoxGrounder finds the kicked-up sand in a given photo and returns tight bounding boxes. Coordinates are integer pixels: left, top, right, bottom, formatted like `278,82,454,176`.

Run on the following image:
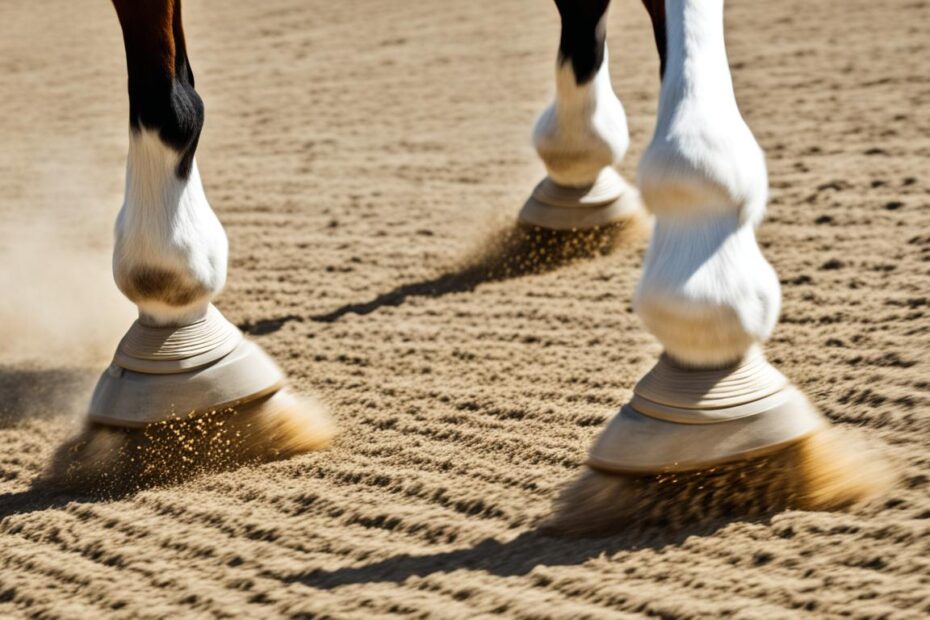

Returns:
1,0,929,617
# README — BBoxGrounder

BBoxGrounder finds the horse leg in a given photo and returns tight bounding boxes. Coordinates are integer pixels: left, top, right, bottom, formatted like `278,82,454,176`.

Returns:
547,0,894,535
110,0,220,326
45,0,334,491
519,0,644,230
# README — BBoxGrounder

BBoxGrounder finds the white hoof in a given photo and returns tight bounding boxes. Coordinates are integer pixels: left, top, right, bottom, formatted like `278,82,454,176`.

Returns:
88,307,285,427
587,349,826,474
518,168,643,231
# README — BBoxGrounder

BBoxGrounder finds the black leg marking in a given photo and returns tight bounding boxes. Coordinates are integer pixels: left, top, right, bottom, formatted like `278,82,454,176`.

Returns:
554,0,611,85
113,0,204,178
641,0,667,78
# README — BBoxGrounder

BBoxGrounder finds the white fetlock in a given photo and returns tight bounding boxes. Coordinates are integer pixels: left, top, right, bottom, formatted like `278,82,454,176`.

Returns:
88,123,291,428
521,50,642,230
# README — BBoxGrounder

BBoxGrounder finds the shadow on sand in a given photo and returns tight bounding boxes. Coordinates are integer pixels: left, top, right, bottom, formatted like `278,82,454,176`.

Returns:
0,485,103,521
0,365,97,429
0,365,146,517
311,220,645,323
0,366,128,521
237,314,303,336
286,517,760,589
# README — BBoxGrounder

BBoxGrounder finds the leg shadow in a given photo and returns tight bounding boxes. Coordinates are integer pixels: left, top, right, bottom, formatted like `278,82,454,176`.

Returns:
290,517,757,589
0,485,103,521
237,314,303,336
0,365,130,516
312,219,646,323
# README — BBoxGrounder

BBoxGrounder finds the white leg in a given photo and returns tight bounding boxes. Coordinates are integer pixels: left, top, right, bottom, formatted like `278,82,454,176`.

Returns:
589,0,822,472
46,0,334,491
114,129,228,326
518,0,643,230
534,51,629,187
82,0,324,432
635,0,774,367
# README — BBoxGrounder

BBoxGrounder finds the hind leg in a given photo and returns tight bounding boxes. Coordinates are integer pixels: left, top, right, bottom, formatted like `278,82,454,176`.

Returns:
519,0,643,230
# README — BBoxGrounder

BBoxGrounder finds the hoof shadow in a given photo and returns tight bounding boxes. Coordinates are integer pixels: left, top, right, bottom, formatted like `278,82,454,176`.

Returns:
0,486,102,521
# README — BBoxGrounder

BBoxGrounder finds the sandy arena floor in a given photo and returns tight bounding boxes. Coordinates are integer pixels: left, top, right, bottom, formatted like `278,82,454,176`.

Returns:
1,0,929,617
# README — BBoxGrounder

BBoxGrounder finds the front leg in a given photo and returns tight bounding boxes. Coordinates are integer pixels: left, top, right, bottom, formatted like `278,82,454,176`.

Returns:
47,0,334,489
111,0,224,327
548,0,893,535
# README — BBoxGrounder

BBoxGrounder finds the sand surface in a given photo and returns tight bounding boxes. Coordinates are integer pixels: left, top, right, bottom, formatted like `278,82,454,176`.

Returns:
1,0,929,617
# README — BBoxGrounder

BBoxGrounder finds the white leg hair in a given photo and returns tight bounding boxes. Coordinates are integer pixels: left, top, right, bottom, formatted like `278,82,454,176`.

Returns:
533,49,630,188
635,213,780,367
635,0,778,367
113,129,228,326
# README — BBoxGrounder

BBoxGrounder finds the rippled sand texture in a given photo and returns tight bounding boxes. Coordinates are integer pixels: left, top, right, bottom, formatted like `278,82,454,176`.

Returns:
1,0,928,617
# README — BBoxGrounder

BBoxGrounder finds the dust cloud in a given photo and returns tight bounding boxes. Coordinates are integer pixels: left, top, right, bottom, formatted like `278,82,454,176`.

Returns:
0,167,133,369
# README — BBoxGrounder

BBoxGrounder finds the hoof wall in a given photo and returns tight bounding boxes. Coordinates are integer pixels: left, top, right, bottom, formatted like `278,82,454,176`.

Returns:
89,337,285,427
518,168,644,231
